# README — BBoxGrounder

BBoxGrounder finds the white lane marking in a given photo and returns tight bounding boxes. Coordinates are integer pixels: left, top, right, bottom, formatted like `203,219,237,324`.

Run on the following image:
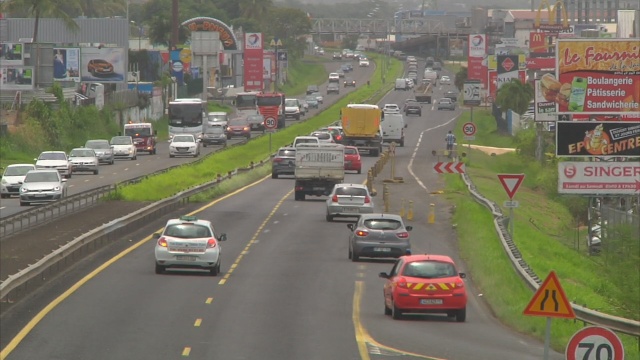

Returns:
68,184,75,188
407,115,458,193
84,179,90,182
0,207,5,210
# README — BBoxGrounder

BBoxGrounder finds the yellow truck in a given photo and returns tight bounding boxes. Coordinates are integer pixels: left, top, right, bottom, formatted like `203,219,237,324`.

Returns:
414,79,433,104
340,104,383,156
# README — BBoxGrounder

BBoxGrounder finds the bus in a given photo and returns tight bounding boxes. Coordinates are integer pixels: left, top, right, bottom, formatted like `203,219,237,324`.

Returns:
234,91,260,117
168,98,207,140
256,92,286,129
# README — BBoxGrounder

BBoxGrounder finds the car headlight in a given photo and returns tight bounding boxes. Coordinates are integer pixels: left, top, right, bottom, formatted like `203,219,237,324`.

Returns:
1,179,6,185
21,187,28,192
54,186,61,191
170,146,176,150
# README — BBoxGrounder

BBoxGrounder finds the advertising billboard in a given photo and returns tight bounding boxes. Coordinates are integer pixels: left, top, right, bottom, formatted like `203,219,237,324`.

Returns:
81,47,125,82
556,39,640,117
54,48,80,82
534,79,558,121
1,67,34,90
488,54,526,71
467,34,488,89
496,55,520,90
0,43,24,66
243,32,264,91
489,70,526,100
558,161,640,195
556,121,640,157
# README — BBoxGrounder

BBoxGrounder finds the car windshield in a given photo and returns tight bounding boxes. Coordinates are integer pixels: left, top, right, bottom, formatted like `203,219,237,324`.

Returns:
278,149,296,157
296,138,317,144
248,115,264,122
208,113,227,122
39,152,66,160
311,132,331,140
344,148,358,155
328,84,338,89
229,118,248,126
335,186,367,196
205,127,224,134
285,100,298,107
24,172,59,183
124,127,151,137
173,135,194,142
402,261,457,278
363,219,402,230
85,140,110,149
3,165,34,176
164,224,212,239
111,137,132,145
69,149,95,157
306,96,317,102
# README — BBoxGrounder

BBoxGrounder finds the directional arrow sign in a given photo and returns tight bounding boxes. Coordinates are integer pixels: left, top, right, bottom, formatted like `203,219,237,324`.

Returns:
433,162,465,174
524,270,575,319
497,174,525,199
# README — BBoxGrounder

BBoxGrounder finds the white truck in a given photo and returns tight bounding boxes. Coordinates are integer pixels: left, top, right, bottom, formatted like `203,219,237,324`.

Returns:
294,144,345,201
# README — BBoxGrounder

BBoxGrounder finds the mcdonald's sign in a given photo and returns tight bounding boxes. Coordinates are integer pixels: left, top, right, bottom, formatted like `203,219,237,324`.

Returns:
535,0,570,31
529,32,556,54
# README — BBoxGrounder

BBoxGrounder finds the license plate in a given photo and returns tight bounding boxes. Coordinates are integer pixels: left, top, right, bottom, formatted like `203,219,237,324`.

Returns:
34,193,47,197
420,299,443,305
176,255,196,261
373,247,391,252
313,187,325,191
343,207,359,213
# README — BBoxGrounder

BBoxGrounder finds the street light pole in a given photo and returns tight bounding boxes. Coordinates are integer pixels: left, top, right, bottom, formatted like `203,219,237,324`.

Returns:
275,42,279,92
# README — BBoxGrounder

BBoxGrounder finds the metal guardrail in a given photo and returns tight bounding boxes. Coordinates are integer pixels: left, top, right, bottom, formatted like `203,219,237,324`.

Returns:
461,172,640,337
0,138,250,239
0,158,270,306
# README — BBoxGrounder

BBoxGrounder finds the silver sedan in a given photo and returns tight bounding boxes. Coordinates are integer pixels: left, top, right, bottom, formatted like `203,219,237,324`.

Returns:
68,148,100,175
348,213,412,261
326,183,375,221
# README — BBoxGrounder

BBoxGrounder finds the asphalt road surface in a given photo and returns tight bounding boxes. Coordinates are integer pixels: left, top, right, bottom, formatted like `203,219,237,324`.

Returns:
0,60,374,218
0,64,565,360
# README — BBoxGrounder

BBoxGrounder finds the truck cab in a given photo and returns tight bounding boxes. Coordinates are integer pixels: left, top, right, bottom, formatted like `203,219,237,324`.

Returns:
124,122,157,155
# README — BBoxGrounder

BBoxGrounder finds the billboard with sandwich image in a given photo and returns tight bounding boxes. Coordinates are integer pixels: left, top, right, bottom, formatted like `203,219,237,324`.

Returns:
555,39,639,121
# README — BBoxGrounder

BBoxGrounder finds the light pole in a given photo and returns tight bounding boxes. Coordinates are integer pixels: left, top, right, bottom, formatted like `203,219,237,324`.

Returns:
270,38,283,92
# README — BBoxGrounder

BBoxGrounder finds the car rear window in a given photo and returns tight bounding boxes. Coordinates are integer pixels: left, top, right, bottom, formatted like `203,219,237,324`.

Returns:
344,148,358,155
278,149,296,157
363,219,402,230
402,261,457,278
164,224,212,239
312,133,331,140
336,187,367,196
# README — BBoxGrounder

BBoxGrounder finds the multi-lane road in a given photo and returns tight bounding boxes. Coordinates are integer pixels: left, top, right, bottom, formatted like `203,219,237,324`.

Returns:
0,60,374,218
0,63,565,359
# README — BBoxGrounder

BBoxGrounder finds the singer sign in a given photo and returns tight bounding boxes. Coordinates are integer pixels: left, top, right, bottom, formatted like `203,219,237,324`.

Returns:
558,162,640,195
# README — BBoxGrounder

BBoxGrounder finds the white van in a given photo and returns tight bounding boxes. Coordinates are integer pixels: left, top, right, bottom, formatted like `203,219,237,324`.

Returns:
395,78,408,91
423,69,438,85
293,136,320,147
381,112,406,147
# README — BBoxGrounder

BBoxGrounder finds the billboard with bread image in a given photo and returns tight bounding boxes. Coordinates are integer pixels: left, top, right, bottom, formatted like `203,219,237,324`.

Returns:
555,39,639,120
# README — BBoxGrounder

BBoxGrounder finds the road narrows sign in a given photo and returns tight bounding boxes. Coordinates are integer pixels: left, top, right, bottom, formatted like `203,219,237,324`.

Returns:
565,326,625,360
497,174,525,199
523,271,575,319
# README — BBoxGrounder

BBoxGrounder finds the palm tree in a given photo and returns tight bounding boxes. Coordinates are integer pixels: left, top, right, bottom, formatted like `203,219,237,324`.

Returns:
495,79,534,116
0,0,81,42
238,0,273,21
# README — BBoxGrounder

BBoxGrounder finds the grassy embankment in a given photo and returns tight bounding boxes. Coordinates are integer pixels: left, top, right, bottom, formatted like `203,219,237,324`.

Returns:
113,54,402,202
445,107,639,356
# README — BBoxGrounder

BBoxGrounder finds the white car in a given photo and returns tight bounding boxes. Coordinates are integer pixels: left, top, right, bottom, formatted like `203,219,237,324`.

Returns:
1,163,36,198
110,135,137,160
35,151,73,178
382,104,401,113
68,148,100,175
315,94,324,104
359,58,370,67
328,73,340,82
284,98,302,120
154,215,227,275
19,169,67,206
169,134,200,158
440,76,451,85
309,131,334,144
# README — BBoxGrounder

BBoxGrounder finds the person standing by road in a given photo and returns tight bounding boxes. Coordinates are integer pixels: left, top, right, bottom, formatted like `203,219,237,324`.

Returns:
445,131,456,152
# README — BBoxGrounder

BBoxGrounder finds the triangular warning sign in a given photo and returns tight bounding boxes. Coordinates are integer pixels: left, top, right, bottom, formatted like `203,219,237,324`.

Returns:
497,174,525,199
524,271,576,319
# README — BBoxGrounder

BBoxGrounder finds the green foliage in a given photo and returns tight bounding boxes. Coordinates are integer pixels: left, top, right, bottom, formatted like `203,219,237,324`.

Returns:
279,58,327,96
495,79,534,115
454,66,467,91
341,35,358,50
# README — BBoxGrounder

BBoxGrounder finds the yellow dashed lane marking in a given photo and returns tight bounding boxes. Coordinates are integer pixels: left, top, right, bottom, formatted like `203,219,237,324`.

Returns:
205,298,213,304
194,318,202,327
182,347,191,356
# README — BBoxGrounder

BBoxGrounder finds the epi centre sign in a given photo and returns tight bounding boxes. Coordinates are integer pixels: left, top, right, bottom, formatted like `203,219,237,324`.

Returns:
558,162,640,195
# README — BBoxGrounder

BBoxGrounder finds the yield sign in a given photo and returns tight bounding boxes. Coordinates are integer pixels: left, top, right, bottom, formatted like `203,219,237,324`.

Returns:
497,174,525,199
524,271,575,319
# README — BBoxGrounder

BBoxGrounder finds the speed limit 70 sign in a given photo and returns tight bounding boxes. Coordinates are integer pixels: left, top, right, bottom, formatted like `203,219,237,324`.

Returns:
566,326,624,360
264,116,277,130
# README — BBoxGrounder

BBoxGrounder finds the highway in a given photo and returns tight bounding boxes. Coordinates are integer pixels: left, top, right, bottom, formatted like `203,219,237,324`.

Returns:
0,59,374,218
0,65,564,359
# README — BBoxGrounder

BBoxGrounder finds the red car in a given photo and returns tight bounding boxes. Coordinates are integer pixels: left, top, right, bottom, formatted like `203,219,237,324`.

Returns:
379,254,468,321
344,146,362,174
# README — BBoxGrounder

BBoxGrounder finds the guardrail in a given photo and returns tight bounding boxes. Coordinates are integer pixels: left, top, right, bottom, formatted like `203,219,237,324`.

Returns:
0,158,270,307
0,138,250,239
461,172,640,337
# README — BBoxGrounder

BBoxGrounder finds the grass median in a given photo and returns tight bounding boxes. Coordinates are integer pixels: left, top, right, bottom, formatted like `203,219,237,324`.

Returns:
113,55,402,202
445,109,639,355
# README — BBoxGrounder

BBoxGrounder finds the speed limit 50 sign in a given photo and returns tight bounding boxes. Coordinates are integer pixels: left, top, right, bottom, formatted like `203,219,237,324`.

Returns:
566,326,624,360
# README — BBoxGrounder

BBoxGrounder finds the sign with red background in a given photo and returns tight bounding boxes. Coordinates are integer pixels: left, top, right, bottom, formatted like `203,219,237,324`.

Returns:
467,34,488,89
243,32,264,91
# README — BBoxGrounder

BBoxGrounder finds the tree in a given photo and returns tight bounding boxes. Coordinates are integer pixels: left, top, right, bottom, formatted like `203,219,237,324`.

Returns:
495,79,534,116
266,7,311,60
238,0,273,21
0,0,81,42
342,35,358,50
454,67,467,91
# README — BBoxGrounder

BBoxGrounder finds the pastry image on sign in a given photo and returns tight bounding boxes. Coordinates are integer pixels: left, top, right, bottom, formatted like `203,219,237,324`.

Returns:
539,73,561,102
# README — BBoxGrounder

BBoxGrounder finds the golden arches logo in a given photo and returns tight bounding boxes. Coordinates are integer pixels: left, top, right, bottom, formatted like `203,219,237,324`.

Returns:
535,0,569,29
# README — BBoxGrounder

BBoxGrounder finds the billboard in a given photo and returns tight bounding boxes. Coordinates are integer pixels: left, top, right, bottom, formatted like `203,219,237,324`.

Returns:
449,38,464,57
489,70,526,100
556,39,640,116
556,121,640,157
54,48,80,82
81,47,125,82
1,67,34,90
496,55,520,90
0,43,24,66
558,162,640,195
534,79,558,121
243,32,263,91
467,34,488,89
488,54,526,71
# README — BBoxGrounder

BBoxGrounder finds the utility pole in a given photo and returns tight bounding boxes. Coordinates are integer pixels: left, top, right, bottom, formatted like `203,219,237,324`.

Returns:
171,0,179,50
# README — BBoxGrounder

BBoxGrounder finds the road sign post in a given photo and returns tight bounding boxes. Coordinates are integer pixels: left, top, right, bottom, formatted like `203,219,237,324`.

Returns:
463,80,481,160
497,174,525,238
264,116,277,153
524,270,576,360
